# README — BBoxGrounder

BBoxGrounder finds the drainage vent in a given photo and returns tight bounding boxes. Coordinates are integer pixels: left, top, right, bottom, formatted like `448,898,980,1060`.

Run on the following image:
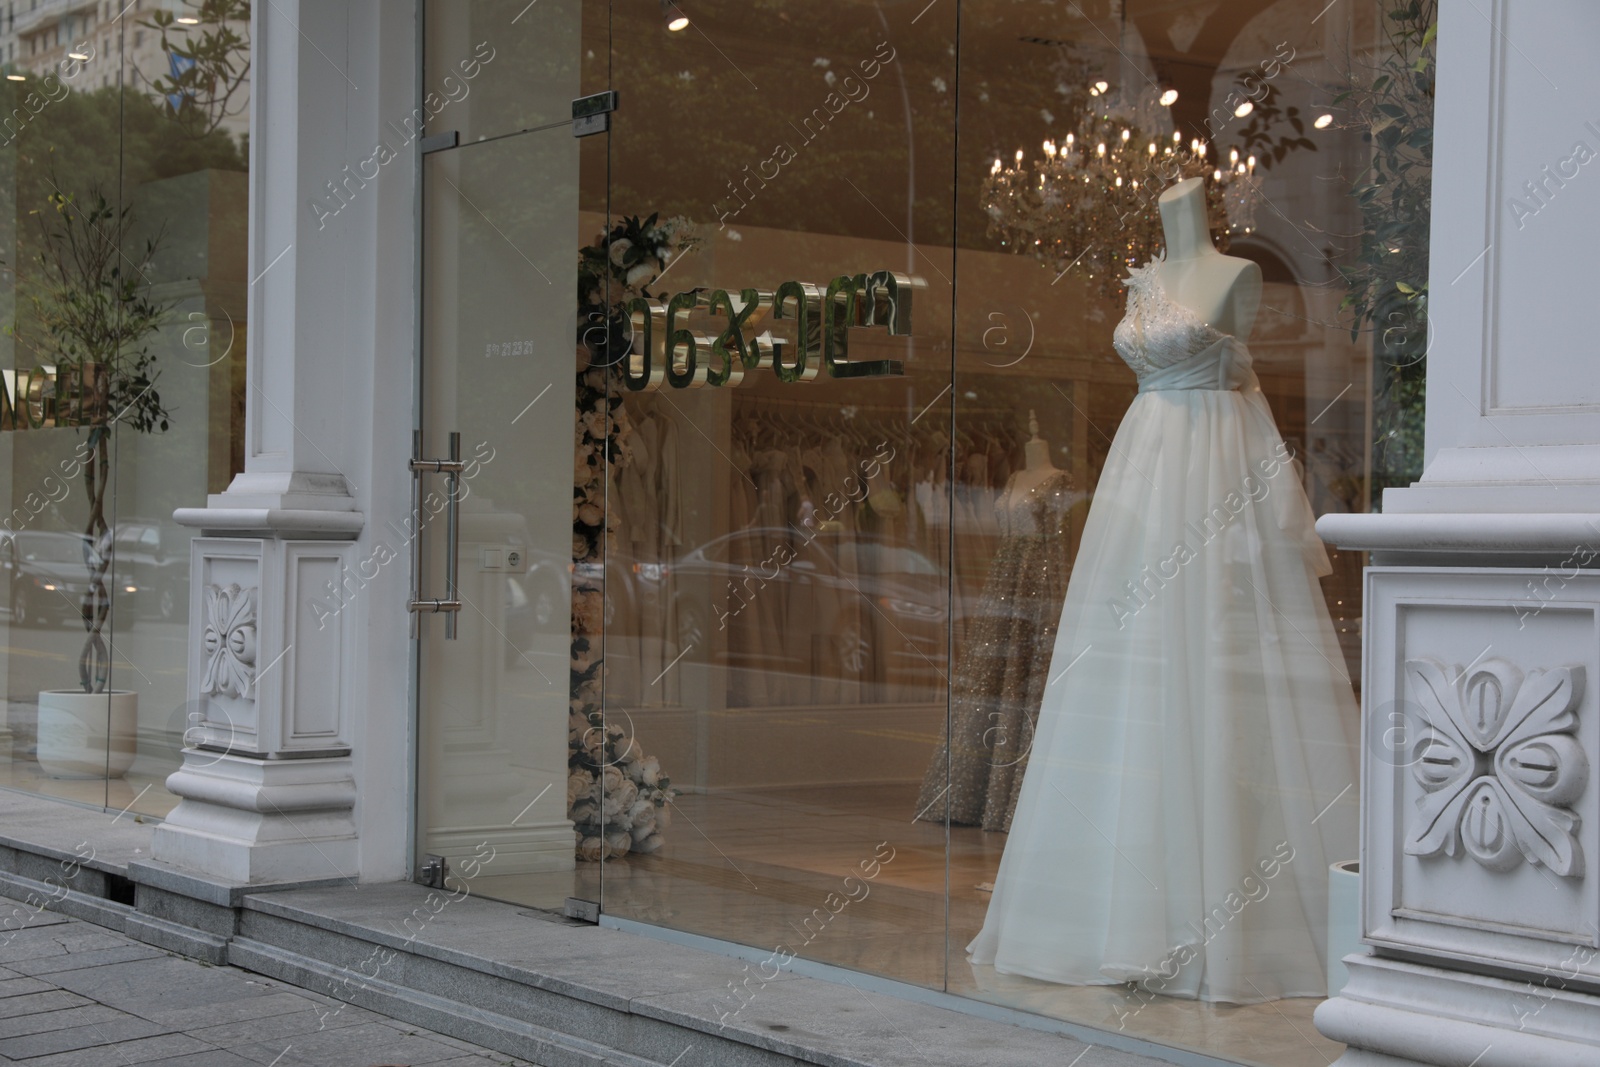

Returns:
104,872,136,906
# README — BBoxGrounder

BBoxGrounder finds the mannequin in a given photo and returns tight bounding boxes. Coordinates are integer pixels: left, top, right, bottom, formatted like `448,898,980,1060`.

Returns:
966,174,1358,1003
1154,177,1261,340
1001,411,1061,505
913,412,1073,833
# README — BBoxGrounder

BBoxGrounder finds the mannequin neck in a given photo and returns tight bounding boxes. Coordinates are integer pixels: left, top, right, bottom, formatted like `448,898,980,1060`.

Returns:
1159,180,1220,263
1024,437,1056,472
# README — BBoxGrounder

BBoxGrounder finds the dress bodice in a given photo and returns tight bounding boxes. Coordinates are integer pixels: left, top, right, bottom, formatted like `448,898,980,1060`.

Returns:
1112,259,1253,393
995,471,1072,538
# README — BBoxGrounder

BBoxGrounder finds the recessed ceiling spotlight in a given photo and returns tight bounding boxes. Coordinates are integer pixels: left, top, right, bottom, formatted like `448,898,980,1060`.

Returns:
662,1,688,32
1158,88,1178,106
1314,113,1334,129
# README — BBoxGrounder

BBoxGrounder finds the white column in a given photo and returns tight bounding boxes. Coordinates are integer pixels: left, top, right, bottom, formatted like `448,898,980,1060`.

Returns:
1317,2,1600,1063
155,0,418,884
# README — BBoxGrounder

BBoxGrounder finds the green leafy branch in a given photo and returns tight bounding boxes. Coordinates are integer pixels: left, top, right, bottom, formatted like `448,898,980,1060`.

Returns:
31,182,174,691
1332,1,1436,506
140,0,252,142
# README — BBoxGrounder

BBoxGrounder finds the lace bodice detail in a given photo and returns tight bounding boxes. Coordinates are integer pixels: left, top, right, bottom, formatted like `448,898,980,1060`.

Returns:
1112,259,1228,379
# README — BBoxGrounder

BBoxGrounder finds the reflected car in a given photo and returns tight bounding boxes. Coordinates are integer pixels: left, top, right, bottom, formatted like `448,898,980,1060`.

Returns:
652,528,948,691
1,531,102,628
112,520,190,621
480,542,576,670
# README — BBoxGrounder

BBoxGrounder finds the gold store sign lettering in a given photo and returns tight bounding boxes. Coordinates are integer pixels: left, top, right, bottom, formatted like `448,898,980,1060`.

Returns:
0,363,110,432
624,270,924,391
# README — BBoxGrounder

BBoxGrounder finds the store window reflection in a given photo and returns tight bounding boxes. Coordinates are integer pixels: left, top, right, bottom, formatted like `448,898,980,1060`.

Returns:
573,2,1429,1066
0,2,248,818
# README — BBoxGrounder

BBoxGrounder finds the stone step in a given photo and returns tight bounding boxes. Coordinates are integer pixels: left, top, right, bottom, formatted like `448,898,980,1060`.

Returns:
231,883,1174,1067
0,789,1182,1067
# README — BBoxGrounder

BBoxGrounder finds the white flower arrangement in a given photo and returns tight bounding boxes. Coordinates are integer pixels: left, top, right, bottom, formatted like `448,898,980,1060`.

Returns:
567,715,677,860
568,214,698,861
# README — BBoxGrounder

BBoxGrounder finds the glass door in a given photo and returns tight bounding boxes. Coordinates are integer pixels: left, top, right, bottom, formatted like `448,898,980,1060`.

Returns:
592,0,960,993
415,0,610,908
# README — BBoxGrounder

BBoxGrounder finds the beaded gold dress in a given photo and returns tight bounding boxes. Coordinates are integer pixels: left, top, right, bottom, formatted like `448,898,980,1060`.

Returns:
913,469,1073,832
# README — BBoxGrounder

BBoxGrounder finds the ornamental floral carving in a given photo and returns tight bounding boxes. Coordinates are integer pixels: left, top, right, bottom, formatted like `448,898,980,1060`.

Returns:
201,583,258,699
1404,657,1588,877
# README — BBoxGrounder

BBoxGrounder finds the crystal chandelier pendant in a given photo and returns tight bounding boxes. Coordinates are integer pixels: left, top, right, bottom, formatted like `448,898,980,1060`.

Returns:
980,74,1262,301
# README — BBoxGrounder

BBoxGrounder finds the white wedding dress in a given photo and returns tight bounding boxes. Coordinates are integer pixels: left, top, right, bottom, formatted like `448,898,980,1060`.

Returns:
967,259,1359,1004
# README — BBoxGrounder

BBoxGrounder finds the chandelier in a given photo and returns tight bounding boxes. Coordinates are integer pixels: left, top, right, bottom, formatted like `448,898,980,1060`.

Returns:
982,82,1263,301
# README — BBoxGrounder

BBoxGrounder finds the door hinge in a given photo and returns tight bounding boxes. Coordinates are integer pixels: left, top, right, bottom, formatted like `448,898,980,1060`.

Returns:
419,130,459,155
564,896,600,924
572,91,618,137
419,854,448,889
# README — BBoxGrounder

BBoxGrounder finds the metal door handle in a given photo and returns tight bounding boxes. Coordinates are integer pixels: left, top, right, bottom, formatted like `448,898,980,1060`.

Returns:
409,430,464,639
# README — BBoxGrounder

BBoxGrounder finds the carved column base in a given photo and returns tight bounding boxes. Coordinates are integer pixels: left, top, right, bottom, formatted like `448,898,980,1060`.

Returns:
1317,954,1600,1066
153,751,357,884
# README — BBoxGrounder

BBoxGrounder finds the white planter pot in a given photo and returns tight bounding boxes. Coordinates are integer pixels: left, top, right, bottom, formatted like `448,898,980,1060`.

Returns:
36,689,137,780
1327,859,1361,996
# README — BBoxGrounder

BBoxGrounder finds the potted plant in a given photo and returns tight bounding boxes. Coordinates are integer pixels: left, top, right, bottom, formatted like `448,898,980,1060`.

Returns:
29,184,172,779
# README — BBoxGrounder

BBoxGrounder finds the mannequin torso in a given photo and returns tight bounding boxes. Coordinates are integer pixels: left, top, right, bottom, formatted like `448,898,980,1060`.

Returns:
1001,412,1064,504
1153,178,1262,340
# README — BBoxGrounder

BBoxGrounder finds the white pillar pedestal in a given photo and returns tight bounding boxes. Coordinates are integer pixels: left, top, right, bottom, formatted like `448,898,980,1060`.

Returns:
154,0,417,884
1318,955,1600,1067
155,753,358,884
154,535,359,883
1316,2,1600,1062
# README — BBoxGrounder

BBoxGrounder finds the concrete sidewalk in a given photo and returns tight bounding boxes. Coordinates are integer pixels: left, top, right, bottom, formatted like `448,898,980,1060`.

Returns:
0,911,538,1067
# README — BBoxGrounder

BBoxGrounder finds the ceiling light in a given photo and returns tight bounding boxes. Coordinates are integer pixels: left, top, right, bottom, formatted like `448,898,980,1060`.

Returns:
1158,88,1178,106
1093,80,1109,93
1234,101,1254,118
67,50,89,60
4,74,23,81
662,1,688,31
1314,113,1334,129
176,16,200,24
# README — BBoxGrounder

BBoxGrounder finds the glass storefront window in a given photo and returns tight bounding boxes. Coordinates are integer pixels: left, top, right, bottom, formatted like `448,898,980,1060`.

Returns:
0,1,249,820
414,2,1433,1065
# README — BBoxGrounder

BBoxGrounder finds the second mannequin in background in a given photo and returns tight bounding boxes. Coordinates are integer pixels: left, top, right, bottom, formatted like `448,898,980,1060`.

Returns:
915,413,1073,832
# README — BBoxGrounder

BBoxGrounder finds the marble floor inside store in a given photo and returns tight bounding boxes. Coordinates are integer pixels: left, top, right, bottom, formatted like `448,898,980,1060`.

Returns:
467,783,1345,1067
0,748,178,821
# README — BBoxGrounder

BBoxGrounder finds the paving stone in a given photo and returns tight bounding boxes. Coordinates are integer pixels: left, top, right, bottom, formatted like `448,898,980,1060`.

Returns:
147,1049,259,1067
144,991,328,1030
19,1032,215,1066
229,1023,469,1065
0,991,89,1020
48,957,274,1015
0,1004,127,1040
0,977,52,999
0,912,72,936
0,928,126,966
0,895,726,1067
188,1007,381,1047
0,1013,171,1059
153,1052,264,1067
8,944,166,977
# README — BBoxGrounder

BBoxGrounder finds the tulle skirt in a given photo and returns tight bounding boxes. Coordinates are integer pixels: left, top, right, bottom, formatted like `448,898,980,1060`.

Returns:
966,383,1359,1004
